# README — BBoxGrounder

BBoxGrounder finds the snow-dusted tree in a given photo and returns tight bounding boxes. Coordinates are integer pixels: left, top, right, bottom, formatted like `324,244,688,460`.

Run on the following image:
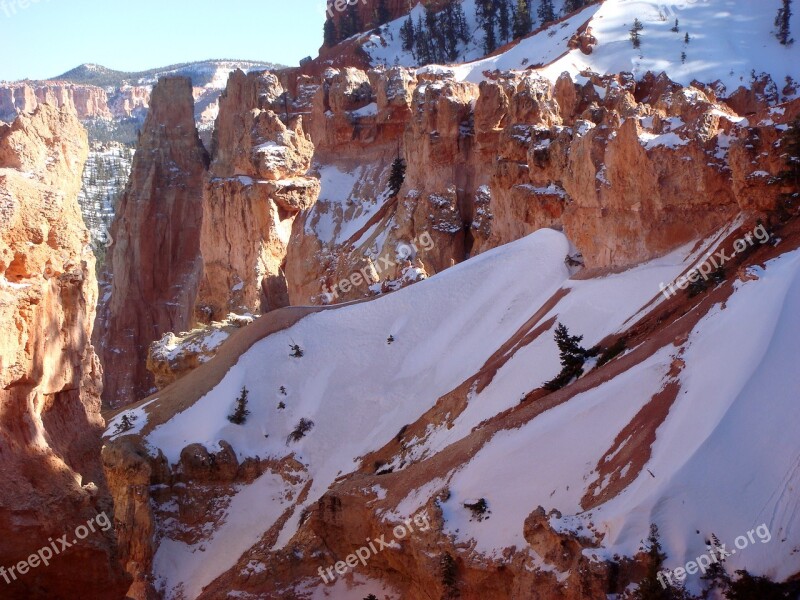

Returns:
426,5,445,62
630,18,644,49
388,157,406,197
537,0,556,25
563,0,587,14
400,15,415,52
498,0,512,43
476,0,499,54
775,0,794,45
227,387,250,425
415,14,433,63
512,0,532,38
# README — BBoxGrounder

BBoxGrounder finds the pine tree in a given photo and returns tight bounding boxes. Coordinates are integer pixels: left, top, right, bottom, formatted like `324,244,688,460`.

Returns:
775,0,794,45
498,0,512,43
684,31,690,44
512,0,532,39
537,0,556,25
630,18,644,49
400,15,416,52
375,0,391,26
415,15,433,64
440,0,468,61
700,534,731,598
426,5,445,62
323,18,338,47
453,0,470,43
388,157,406,197
543,322,596,390
228,387,250,425
671,18,679,32
476,0,499,54
563,0,587,14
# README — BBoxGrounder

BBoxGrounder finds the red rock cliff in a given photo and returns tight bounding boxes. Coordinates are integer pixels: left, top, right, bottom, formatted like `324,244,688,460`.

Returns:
0,105,129,598
96,77,209,407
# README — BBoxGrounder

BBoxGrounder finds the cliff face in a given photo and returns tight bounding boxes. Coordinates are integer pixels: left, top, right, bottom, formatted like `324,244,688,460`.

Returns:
277,66,787,307
97,77,209,407
0,105,128,598
0,82,117,121
194,70,318,322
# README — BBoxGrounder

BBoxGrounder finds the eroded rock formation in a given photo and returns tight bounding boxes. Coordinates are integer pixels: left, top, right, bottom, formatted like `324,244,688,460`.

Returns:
194,70,318,322
96,77,209,407
0,105,128,598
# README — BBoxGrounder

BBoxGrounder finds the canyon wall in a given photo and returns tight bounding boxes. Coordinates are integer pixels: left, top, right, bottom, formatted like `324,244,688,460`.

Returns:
279,66,784,306
97,77,209,407
194,70,318,322
0,82,151,122
0,105,128,598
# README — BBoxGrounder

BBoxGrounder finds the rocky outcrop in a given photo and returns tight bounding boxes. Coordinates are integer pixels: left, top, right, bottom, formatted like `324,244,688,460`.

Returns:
279,66,794,306
97,77,209,407
0,105,128,598
0,82,114,121
146,313,254,390
194,70,318,322
106,85,151,119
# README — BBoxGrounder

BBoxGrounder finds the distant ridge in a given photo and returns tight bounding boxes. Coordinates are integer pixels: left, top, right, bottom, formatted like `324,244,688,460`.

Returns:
50,59,286,88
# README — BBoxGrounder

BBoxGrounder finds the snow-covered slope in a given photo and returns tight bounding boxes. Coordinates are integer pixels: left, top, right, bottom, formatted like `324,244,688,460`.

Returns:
108,218,800,597
367,0,800,98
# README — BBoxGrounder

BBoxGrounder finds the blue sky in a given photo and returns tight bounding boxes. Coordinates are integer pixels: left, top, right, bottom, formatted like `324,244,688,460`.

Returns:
0,0,327,81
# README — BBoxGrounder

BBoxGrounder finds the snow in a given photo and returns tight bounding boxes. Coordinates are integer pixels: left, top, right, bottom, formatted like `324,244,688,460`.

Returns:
388,0,800,97
143,213,800,596
153,471,305,599
639,130,689,150
304,163,393,246
146,229,572,596
350,102,378,117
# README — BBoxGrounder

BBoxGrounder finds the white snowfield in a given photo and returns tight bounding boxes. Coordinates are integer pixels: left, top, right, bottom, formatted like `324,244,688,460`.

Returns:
367,0,800,95
140,225,800,597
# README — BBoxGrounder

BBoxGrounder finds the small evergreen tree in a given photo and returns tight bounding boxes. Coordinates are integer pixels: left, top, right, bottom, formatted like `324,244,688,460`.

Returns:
543,322,597,390
228,387,250,425
400,15,416,52
415,15,433,64
387,334,395,344
323,18,338,47
113,413,137,434
453,0,470,43
290,343,304,358
426,5,445,62
671,18,679,32
684,32,690,44
512,0,533,39
476,0,499,54
633,524,695,599
278,401,286,409
775,0,794,45
631,18,644,49
538,0,556,25
563,0,587,14
700,534,731,598
388,156,406,196
498,0,512,43
727,569,799,599
287,418,315,444
341,3,362,40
